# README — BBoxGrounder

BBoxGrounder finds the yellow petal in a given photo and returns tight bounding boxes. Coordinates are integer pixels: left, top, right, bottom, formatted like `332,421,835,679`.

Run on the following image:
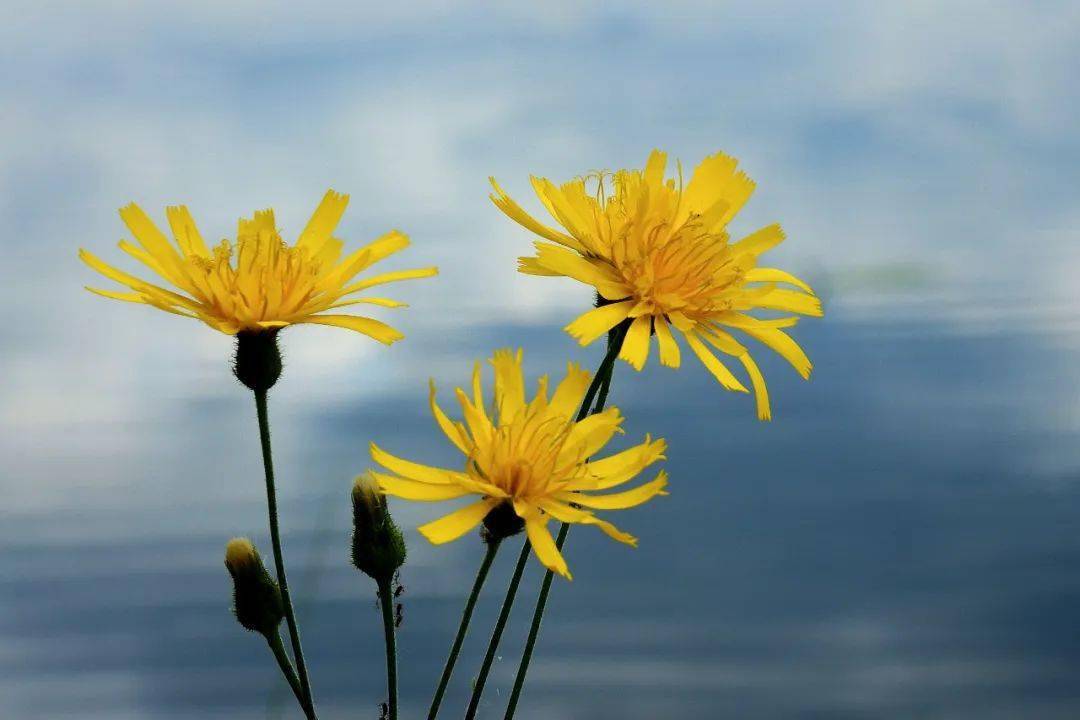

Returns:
373,472,472,501
725,320,812,379
731,223,785,256
524,515,571,580
328,297,407,310
340,266,439,296
748,288,823,317
79,249,199,310
528,242,629,300
618,315,652,370
491,348,525,422
549,362,591,419
538,500,637,546
369,443,460,484
418,498,499,545
455,387,494,445
564,471,669,510
643,149,668,189
165,205,210,258
429,380,471,455
299,315,404,344
676,152,755,232
744,268,814,294
85,287,148,304
489,177,587,253
558,407,623,466
578,436,667,490
118,203,187,284
565,301,633,346
654,316,681,368
738,353,771,421
296,189,349,251
683,331,748,392
531,177,592,245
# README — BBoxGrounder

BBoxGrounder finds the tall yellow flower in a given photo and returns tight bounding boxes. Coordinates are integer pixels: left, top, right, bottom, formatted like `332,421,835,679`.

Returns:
490,150,822,420
369,349,668,580
80,190,437,343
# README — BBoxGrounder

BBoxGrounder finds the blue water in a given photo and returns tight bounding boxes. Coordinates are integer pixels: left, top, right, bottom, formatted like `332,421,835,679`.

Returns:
3,300,1080,719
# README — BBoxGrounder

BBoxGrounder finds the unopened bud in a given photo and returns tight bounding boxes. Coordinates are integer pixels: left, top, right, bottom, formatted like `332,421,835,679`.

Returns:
351,473,406,582
224,538,284,635
233,330,283,392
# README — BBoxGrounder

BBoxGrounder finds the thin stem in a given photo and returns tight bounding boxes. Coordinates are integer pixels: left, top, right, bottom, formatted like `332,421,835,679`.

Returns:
266,631,306,711
378,577,399,720
502,321,629,719
428,539,502,719
254,389,317,720
464,540,532,720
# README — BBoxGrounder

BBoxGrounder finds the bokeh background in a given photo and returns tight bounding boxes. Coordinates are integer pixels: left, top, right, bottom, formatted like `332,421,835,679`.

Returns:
3,2,1080,718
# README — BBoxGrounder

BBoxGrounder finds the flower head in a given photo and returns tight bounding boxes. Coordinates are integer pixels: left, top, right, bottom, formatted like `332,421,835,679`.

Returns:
369,349,668,580
490,150,822,420
80,190,437,342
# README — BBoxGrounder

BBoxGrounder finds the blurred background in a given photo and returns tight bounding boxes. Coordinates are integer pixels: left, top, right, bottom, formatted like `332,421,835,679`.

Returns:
2,1,1079,718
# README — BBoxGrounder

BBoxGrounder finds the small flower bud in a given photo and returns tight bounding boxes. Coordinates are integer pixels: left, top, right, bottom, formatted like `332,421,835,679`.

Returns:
233,330,283,392
224,537,284,636
351,473,407,583
481,501,525,544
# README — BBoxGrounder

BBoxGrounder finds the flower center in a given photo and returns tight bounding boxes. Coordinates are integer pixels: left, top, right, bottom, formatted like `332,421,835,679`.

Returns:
187,234,325,322
467,410,583,501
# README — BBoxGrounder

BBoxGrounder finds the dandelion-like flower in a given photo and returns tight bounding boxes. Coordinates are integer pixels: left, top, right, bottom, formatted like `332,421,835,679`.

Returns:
80,190,437,342
490,150,822,419
369,349,668,579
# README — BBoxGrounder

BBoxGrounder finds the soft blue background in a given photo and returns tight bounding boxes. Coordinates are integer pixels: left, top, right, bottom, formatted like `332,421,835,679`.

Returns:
2,2,1079,718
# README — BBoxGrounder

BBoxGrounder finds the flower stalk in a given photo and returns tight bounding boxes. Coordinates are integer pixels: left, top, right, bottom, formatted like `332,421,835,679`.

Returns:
377,577,399,720
351,473,407,720
464,539,532,720
236,332,316,719
502,319,630,719
427,538,501,719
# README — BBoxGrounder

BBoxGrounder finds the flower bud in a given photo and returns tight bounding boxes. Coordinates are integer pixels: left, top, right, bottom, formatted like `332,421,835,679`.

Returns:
224,538,284,636
481,500,525,544
351,473,406,582
233,330,283,392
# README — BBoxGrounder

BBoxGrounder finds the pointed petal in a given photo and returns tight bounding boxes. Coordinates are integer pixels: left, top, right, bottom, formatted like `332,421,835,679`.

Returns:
373,472,472,501
565,301,633,346
618,315,652,370
654,316,682,368
369,443,461,484
490,348,526,422
525,515,571,579
564,470,669,510
683,331,748,392
299,315,404,344
418,498,499,545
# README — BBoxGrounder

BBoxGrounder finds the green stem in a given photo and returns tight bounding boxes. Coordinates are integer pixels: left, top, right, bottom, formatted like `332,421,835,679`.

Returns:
427,539,501,719
464,540,532,720
502,321,629,720
266,631,306,711
377,577,399,720
254,389,317,720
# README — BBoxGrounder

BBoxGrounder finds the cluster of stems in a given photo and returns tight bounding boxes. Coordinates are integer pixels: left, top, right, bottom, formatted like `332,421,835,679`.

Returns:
232,318,629,720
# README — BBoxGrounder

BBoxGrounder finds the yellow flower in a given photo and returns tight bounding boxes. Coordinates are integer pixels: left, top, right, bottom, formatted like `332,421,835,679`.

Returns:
369,349,668,580
80,190,438,342
490,150,822,420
